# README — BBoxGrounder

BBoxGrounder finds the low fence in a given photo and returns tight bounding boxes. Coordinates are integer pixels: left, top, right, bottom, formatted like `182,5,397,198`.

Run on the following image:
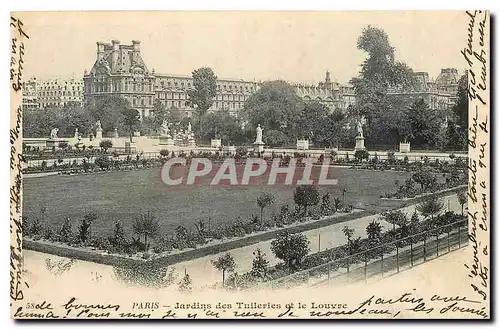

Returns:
264,218,468,289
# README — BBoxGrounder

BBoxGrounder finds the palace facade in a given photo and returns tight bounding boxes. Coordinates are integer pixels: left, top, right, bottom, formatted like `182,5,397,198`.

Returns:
387,68,461,111
21,77,84,110
83,40,357,120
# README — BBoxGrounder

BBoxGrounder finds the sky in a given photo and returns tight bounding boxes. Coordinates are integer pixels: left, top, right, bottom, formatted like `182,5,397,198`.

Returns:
16,11,468,85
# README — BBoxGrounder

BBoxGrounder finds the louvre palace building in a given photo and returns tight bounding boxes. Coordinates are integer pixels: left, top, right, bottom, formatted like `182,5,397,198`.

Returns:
77,40,459,120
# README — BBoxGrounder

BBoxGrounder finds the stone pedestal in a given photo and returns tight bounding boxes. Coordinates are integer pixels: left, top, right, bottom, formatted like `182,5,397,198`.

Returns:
188,139,196,148
96,128,103,140
113,129,119,138
253,141,265,154
399,142,410,153
296,139,309,150
46,138,68,149
159,135,174,146
222,145,236,156
211,139,222,148
354,136,366,151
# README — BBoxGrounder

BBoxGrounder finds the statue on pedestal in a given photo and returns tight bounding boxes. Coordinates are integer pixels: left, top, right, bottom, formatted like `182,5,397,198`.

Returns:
356,121,364,138
255,124,264,144
161,119,170,136
50,128,59,139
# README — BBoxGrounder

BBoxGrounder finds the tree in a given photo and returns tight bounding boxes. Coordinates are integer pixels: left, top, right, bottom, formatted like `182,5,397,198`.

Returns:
416,198,444,220
59,217,73,244
122,108,140,143
412,167,437,192
178,270,193,293
320,193,334,215
270,231,310,271
99,139,113,152
78,212,97,243
256,193,275,224
250,248,269,280
366,220,383,243
243,80,303,144
406,99,443,148
186,67,218,138
293,185,320,215
381,210,408,231
88,95,131,134
201,111,245,143
354,149,369,162
457,190,467,215
112,220,127,250
342,226,355,253
350,25,417,145
132,211,160,251
451,73,468,149
211,253,236,286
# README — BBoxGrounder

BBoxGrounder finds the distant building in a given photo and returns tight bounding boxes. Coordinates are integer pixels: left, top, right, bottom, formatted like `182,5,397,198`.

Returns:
84,40,259,119
29,78,84,109
387,69,461,111
21,78,39,111
293,72,356,112
84,40,355,120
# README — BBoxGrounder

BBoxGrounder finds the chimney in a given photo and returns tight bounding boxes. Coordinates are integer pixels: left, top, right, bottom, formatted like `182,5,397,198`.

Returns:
132,40,141,53
96,42,105,61
111,40,120,67
325,70,331,83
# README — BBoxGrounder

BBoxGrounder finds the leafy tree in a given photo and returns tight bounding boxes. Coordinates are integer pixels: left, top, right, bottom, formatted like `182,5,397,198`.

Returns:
270,231,310,271
78,212,97,243
99,139,113,152
256,193,275,224
59,218,73,244
178,270,193,293
381,210,408,231
122,108,140,143
416,198,444,220
132,211,160,251
350,25,417,145
296,101,329,143
88,95,131,134
406,99,443,147
366,220,383,243
412,167,437,192
186,67,218,137
354,149,369,162
342,226,355,252
457,190,467,215
201,111,245,143
112,220,127,250
211,253,236,286
293,185,320,215
320,193,334,215
94,155,111,169
451,73,468,149
243,80,302,144
250,248,269,280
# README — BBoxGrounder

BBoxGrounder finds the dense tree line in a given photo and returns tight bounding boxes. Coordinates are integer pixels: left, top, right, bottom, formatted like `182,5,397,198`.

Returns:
24,26,467,150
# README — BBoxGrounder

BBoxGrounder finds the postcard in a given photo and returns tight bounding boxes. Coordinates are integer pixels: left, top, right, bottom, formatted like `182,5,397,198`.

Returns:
10,10,490,319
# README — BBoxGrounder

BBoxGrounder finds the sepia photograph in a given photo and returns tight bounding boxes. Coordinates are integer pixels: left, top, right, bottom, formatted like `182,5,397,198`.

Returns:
9,10,490,320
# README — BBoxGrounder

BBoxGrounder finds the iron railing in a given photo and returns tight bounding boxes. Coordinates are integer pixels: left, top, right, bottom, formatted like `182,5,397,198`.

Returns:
264,219,468,289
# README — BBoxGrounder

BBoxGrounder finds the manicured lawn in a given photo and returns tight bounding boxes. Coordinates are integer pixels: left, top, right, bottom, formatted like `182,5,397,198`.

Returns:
22,167,410,239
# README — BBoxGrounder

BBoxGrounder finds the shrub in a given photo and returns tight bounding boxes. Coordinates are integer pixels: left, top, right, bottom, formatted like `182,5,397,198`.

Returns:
366,220,383,244
132,211,160,251
293,185,320,215
211,253,236,285
178,271,193,293
354,150,369,163
250,248,269,280
94,155,111,169
99,139,113,152
416,197,444,220
159,149,169,157
387,151,396,164
270,231,310,271
59,218,73,244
